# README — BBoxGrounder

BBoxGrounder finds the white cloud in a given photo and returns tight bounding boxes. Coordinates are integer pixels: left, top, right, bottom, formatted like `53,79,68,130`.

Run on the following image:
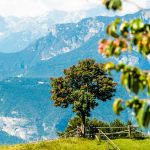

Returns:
0,0,99,17
0,0,149,18
121,0,150,14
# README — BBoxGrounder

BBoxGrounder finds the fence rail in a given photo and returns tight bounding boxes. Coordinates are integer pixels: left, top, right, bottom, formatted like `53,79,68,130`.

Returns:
98,129,120,150
92,125,139,130
59,125,147,139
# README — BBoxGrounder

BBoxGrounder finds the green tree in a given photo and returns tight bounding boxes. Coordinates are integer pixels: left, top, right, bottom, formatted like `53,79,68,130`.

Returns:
51,59,116,137
58,116,110,138
58,116,141,139
58,116,90,137
99,0,150,127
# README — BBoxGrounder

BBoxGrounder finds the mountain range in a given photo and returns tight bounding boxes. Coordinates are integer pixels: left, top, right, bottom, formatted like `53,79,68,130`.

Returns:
0,7,147,53
0,7,122,53
0,9,150,144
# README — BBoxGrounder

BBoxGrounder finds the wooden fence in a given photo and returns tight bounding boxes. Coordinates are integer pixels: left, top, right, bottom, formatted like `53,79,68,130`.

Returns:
60,125,147,139
84,125,144,138
59,125,147,150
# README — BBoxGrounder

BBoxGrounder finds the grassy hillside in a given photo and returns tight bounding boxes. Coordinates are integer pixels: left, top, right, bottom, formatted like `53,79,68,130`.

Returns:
0,138,150,150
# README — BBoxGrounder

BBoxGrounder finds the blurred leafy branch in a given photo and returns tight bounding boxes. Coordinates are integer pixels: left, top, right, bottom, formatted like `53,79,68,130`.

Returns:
100,0,150,127
102,0,144,10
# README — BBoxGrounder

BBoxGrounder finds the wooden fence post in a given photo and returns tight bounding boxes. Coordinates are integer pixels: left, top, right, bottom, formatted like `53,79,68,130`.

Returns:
89,125,94,138
77,126,79,137
128,125,131,138
91,126,95,138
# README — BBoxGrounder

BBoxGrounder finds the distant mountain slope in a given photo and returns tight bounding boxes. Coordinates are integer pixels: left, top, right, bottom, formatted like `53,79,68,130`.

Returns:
0,131,23,145
0,78,73,143
0,7,127,53
26,33,150,79
0,9,149,80
0,9,150,144
0,16,106,79
0,77,130,144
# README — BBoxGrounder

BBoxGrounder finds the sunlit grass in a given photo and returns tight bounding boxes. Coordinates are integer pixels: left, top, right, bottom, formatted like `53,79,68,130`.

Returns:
0,138,150,150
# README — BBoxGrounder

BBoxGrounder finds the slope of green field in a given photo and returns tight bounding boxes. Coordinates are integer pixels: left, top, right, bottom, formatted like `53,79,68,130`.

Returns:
0,138,150,150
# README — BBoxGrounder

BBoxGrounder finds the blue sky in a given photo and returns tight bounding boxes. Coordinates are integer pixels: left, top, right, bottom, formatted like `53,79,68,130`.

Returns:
0,0,149,17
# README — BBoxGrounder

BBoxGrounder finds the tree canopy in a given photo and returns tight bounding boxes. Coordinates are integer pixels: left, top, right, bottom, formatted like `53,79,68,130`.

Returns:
51,59,116,136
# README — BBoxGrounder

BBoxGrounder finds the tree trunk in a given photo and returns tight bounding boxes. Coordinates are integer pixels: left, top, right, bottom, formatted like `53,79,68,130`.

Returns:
81,114,86,138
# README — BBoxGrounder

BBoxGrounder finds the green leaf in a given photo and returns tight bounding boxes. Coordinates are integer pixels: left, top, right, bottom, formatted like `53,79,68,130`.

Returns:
107,23,119,38
104,62,115,71
147,73,150,94
113,98,124,115
107,0,122,11
114,47,121,56
130,19,145,33
136,101,150,128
